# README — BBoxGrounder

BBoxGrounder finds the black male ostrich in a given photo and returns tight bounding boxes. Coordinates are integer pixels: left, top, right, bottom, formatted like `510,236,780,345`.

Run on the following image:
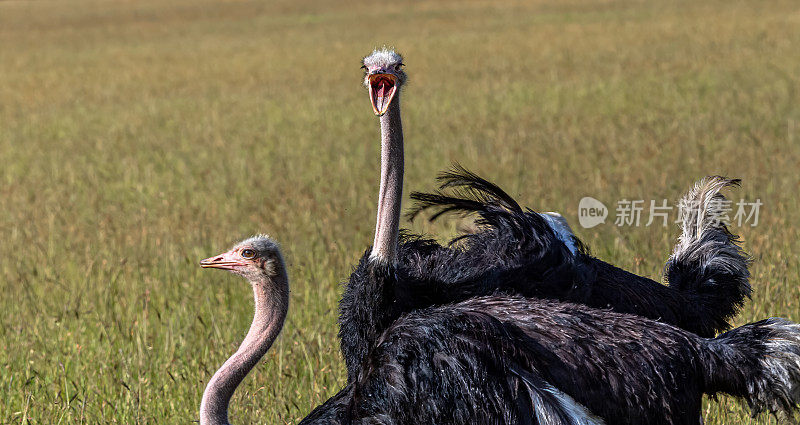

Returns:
341,47,750,382
199,235,800,425
407,168,751,335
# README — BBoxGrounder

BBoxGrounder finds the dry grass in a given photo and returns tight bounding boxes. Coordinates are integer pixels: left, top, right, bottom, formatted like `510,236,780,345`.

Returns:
1,0,799,423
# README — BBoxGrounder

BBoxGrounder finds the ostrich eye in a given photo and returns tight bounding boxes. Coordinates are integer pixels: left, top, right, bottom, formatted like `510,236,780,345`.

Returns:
241,249,256,259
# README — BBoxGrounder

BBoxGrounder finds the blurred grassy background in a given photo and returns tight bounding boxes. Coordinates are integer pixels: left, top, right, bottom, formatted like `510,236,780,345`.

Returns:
1,0,799,423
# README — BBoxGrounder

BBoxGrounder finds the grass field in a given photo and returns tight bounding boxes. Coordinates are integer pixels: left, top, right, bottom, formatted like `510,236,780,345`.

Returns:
1,0,800,423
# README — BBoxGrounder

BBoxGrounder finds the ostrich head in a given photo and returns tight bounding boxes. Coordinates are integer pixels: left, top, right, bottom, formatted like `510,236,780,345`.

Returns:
363,48,406,116
200,235,284,284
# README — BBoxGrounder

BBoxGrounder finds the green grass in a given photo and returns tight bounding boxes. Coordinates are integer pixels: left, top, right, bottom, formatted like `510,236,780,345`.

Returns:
1,0,799,423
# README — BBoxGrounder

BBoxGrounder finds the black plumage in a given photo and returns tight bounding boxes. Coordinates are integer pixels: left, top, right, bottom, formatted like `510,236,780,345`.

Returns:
408,167,751,336
308,296,800,424
340,168,750,382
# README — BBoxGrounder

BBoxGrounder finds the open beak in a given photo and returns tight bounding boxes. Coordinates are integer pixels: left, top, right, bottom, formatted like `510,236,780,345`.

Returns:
368,73,398,116
199,251,243,271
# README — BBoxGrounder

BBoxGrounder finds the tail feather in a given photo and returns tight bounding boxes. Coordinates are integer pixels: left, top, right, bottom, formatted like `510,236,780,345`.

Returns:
706,318,800,416
665,176,751,329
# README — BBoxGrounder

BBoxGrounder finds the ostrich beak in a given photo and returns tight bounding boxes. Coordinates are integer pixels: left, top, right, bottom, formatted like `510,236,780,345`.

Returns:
368,73,398,116
200,251,243,271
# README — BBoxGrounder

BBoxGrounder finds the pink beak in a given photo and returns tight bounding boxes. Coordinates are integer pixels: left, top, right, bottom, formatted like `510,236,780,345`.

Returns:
200,251,244,271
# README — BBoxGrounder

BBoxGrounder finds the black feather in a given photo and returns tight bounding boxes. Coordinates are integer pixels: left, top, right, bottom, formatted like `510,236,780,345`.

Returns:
310,296,800,424
403,168,750,337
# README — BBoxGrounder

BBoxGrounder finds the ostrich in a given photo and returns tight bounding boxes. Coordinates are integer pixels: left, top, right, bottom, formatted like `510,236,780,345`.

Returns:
199,235,800,425
408,169,752,335
340,47,750,382
198,236,289,425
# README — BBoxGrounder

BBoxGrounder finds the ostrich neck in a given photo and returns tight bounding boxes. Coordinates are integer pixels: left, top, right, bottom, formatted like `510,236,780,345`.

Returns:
200,270,289,425
371,95,404,264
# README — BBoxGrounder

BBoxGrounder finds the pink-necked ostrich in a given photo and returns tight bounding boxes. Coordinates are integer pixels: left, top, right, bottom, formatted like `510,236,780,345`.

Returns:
339,48,751,382
198,235,800,425
198,237,289,425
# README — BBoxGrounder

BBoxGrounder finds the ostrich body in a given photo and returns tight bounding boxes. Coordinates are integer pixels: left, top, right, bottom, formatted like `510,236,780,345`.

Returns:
342,297,800,425
340,48,751,382
408,170,751,336
198,236,800,425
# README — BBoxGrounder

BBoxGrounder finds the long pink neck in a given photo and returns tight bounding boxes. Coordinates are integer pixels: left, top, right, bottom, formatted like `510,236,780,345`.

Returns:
200,266,289,425
371,94,404,264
